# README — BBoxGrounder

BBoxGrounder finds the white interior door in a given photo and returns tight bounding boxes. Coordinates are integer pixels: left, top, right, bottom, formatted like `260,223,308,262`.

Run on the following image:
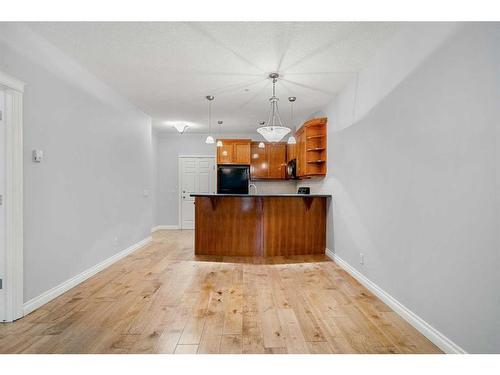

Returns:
179,157,215,229
0,90,5,321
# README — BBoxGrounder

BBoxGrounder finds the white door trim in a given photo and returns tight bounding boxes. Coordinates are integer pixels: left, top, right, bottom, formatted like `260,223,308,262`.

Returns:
0,71,24,322
178,154,214,158
178,155,216,229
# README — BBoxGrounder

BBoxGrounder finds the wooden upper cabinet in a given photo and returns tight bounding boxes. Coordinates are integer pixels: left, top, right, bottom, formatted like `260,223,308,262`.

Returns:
250,142,287,180
267,143,287,179
294,117,327,178
287,142,296,163
296,128,306,177
217,143,233,164
233,141,251,164
250,142,268,179
217,139,251,165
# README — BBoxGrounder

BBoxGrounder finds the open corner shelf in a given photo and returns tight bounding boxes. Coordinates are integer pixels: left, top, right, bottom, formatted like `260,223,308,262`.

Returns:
292,117,328,178
307,160,326,164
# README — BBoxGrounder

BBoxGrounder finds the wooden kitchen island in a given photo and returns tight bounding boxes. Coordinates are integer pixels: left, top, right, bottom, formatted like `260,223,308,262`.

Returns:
191,194,331,257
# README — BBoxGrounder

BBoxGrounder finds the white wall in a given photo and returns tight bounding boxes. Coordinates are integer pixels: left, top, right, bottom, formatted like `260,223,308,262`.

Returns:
151,128,159,229
300,23,500,353
2,21,498,353
0,24,154,303
0,90,5,316
156,133,297,226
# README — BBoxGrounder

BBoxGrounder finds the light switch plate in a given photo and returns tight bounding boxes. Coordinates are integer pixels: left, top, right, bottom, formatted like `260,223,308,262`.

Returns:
32,150,43,162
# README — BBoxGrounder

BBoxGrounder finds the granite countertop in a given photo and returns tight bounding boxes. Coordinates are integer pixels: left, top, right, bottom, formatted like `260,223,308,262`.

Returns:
190,193,332,198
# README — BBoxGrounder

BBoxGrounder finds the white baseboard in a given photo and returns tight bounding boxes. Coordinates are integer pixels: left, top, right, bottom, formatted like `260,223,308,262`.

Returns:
151,225,179,232
325,248,466,354
23,236,152,316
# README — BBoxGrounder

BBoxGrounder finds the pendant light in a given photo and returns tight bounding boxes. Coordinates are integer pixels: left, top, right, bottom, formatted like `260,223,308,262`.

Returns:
287,96,297,145
216,120,223,147
257,122,265,148
205,95,215,144
256,73,291,142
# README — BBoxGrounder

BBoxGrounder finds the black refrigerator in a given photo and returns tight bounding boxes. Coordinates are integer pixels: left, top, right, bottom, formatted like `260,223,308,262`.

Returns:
217,165,249,194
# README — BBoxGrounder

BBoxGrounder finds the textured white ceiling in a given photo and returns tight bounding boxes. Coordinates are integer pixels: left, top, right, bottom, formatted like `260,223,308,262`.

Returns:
27,22,402,134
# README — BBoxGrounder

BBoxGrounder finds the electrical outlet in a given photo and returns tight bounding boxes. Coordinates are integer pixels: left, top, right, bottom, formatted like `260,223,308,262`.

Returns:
113,237,119,246
359,253,364,265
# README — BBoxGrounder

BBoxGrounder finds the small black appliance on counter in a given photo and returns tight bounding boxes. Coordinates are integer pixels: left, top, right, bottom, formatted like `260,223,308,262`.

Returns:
297,187,310,194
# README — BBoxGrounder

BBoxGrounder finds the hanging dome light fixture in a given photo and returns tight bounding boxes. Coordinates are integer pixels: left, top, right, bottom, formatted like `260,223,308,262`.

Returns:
205,95,215,144
216,120,223,147
257,121,266,148
287,96,297,145
256,73,291,142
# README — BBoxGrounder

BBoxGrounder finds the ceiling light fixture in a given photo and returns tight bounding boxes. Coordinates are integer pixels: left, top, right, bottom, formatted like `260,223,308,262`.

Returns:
216,120,223,147
287,96,297,145
173,122,188,134
205,95,215,144
257,122,266,148
256,73,291,143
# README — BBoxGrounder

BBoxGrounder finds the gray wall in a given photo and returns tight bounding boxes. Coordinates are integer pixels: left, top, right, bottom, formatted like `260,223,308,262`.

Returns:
0,24,154,302
2,21,499,353
301,24,500,352
155,133,297,226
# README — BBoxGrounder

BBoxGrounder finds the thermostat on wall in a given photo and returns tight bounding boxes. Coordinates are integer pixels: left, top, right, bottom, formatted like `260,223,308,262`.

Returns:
32,150,43,163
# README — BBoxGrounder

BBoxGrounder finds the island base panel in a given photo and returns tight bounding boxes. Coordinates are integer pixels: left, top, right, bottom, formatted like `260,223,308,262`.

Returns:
194,196,327,257
263,197,326,256
194,197,263,256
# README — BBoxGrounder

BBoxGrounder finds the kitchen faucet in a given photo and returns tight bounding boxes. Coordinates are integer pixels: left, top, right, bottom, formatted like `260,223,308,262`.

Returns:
249,183,258,195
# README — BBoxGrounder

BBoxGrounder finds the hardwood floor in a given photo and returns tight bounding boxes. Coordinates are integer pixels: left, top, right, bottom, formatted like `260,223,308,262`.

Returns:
0,230,441,354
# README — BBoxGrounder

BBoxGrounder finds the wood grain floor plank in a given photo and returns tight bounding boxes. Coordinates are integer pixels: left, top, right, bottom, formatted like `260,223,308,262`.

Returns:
0,230,442,354
174,344,199,354
220,334,243,354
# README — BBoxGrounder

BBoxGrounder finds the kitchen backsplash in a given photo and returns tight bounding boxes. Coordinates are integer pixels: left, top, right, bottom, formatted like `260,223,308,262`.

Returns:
253,180,297,194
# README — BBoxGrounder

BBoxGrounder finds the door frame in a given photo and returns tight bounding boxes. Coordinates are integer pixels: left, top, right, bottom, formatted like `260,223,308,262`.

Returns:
177,155,216,230
0,70,24,322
